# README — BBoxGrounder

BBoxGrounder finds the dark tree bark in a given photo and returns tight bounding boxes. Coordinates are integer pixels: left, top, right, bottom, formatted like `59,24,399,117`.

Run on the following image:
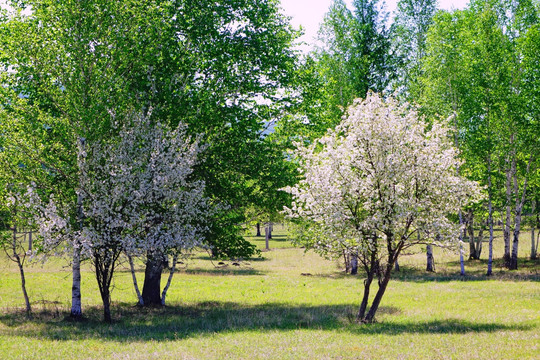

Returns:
363,261,394,323
357,250,378,320
94,248,120,323
256,222,261,237
142,252,164,306
357,274,373,319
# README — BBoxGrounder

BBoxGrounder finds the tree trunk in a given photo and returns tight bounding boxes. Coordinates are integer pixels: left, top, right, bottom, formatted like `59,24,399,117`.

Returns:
28,231,32,251
503,155,515,268
72,137,85,319
268,222,273,239
357,248,378,321
101,288,112,323
357,274,373,320
487,159,494,276
363,261,394,323
161,253,178,306
509,156,532,270
426,244,435,272
264,223,270,250
12,225,31,313
142,252,164,306
467,210,478,260
458,212,465,276
475,227,483,259
94,249,119,323
127,255,144,306
70,247,83,318
256,222,261,237
530,199,537,260
343,250,351,273
350,252,358,275
394,258,400,272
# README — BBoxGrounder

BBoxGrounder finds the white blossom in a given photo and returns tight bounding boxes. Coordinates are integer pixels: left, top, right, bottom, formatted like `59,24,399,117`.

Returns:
284,93,482,257
37,110,210,259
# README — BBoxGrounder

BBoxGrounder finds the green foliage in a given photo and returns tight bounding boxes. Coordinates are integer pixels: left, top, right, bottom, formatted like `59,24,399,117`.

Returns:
0,0,300,258
390,0,437,99
276,0,394,147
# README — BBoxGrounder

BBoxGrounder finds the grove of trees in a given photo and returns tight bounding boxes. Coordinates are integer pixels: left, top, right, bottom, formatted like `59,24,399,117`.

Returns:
1,0,538,323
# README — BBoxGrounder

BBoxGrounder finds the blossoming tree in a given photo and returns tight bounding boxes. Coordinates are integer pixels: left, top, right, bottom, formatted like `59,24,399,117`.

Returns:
285,93,481,323
38,111,209,322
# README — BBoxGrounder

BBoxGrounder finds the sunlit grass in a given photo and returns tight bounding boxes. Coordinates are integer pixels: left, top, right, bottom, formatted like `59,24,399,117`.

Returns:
0,226,538,359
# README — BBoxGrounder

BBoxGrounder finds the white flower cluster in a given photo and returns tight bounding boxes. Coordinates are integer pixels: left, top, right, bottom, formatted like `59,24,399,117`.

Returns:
38,110,209,259
284,93,482,255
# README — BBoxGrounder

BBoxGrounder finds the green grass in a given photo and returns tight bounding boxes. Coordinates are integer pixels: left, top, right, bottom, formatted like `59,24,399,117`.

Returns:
0,226,539,359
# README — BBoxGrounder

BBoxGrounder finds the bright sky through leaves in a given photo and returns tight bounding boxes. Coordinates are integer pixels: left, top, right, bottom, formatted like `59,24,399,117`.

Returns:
280,0,470,52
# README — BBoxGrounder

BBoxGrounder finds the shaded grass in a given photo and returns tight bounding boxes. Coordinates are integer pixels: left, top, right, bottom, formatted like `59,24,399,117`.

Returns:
0,302,533,342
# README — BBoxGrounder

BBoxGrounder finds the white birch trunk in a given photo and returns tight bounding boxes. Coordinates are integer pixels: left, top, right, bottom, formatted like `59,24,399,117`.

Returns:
509,156,533,270
128,255,144,306
487,158,495,276
71,137,85,318
161,253,178,306
70,246,82,317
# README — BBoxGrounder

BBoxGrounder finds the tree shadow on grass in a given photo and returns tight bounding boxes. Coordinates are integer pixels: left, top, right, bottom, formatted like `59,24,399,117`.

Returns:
0,301,534,342
182,267,265,276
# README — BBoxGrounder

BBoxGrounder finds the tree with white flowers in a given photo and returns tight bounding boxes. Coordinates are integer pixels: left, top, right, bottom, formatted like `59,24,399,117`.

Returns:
285,93,481,323
38,110,209,322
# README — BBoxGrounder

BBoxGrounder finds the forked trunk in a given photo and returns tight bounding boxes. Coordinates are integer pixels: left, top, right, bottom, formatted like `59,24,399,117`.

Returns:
94,249,119,322
12,225,31,313
357,274,373,320
357,248,378,321
363,263,393,323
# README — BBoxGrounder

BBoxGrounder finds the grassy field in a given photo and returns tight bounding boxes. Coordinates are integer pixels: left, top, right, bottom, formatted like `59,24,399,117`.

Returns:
0,224,538,359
